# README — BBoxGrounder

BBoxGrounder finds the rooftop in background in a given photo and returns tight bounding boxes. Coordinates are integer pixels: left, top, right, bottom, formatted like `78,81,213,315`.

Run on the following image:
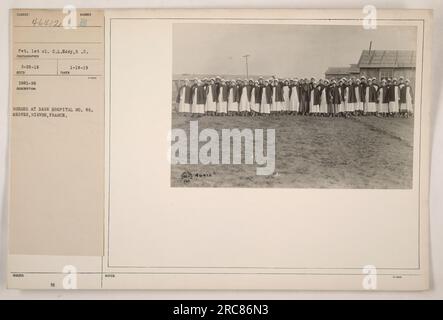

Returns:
358,50,416,68
325,64,360,76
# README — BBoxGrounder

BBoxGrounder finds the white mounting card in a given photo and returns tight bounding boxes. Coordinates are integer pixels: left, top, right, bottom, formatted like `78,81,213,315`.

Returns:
7,8,432,290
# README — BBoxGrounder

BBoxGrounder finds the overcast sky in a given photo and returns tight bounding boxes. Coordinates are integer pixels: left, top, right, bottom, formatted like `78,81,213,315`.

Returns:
173,24,417,79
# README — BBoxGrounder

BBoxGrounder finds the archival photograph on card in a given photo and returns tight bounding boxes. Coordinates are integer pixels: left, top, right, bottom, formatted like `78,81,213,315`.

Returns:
171,23,417,189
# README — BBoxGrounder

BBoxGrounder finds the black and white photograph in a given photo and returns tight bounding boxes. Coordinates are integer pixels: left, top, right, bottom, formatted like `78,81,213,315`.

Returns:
171,23,417,189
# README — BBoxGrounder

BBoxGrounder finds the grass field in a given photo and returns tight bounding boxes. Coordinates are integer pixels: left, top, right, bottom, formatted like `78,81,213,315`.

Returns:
171,113,413,189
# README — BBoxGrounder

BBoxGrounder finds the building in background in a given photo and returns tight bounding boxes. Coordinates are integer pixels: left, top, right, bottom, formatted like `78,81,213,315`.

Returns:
358,50,416,88
325,64,360,80
325,50,416,88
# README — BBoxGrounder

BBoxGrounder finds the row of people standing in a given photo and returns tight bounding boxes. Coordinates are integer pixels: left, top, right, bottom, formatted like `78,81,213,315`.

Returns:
176,75,414,117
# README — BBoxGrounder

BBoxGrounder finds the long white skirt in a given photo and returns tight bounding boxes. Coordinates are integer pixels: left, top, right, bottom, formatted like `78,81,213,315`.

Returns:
270,99,277,112
205,89,216,112
228,102,238,112
339,102,345,113
346,102,355,112
217,101,227,113
320,92,327,113
177,102,190,113
261,103,270,114
378,103,388,113
366,102,376,113
205,95,216,112
290,93,299,112
282,92,290,111
355,88,363,111
404,88,413,113
320,103,327,113
400,102,413,113
227,90,238,112
192,103,205,114
309,93,318,113
389,101,399,113
282,100,289,111
239,89,250,112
